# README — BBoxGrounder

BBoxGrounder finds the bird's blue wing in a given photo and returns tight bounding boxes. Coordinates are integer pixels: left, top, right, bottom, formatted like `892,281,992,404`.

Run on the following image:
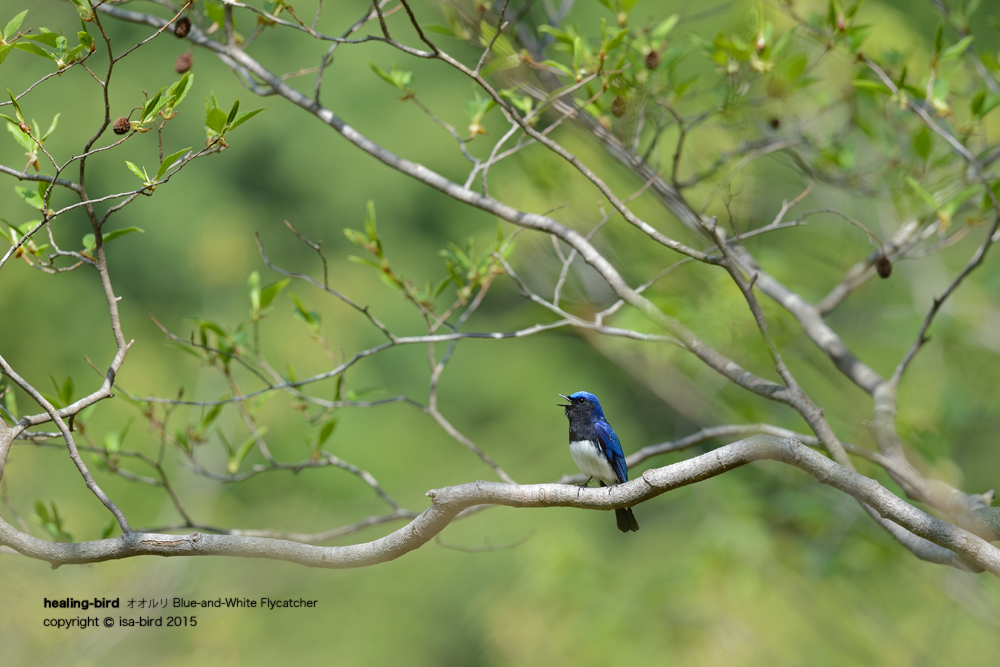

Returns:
594,419,628,484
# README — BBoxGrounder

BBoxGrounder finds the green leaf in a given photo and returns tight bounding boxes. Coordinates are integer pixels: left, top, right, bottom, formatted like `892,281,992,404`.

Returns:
538,25,573,45
604,27,628,52
81,233,95,251
188,318,227,338
370,61,396,86
166,72,193,109
783,54,808,82
905,176,940,209
7,89,23,123
125,160,147,182
971,89,986,116
851,79,891,94
201,401,225,429
289,293,320,329
34,500,50,524
770,27,796,59
15,185,44,210
479,19,515,57
0,43,14,68
33,499,71,541
57,375,73,405
480,54,520,78
465,91,495,121
76,403,97,424
317,419,337,447
100,518,116,539
424,25,454,36
345,387,383,401
433,276,451,298
347,255,382,270
227,108,263,132
978,91,1000,118
939,35,973,61
982,50,1000,72
205,106,227,134
248,270,261,311
940,185,979,219
22,32,60,48
102,226,144,244
259,278,290,310
541,59,574,77
913,126,931,159
572,35,583,67
364,200,377,239
141,87,167,123
156,147,190,180
227,100,240,124
343,228,369,248
3,10,28,41
7,120,35,151
104,431,121,454
500,89,533,115
204,0,225,28
651,14,679,40
77,30,93,53
229,429,264,474
12,42,53,60
68,0,92,20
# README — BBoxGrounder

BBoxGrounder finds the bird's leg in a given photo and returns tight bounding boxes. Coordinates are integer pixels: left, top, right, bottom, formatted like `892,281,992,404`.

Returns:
579,476,593,488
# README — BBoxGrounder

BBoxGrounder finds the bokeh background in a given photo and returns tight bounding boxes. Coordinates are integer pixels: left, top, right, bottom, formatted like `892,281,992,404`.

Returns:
1,0,1000,664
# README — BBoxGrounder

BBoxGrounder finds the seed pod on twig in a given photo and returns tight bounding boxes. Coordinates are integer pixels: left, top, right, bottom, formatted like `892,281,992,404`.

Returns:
174,16,191,38
876,253,892,278
175,52,193,74
113,117,131,135
611,96,627,118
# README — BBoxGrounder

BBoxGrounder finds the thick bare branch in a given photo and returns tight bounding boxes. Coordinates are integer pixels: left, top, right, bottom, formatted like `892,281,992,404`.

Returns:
2,436,993,572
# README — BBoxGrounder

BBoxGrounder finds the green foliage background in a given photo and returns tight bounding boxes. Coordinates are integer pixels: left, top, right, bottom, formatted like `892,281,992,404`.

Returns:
1,0,999,664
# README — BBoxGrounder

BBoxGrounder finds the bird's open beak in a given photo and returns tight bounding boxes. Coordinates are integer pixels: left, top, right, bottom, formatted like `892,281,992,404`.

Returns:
557,393,571,407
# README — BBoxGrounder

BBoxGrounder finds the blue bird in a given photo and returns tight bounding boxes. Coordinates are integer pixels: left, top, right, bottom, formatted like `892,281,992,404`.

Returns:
559,391,639,533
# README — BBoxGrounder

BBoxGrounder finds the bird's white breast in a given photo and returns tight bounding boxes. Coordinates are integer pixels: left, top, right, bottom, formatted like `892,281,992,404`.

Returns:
569,440,619,485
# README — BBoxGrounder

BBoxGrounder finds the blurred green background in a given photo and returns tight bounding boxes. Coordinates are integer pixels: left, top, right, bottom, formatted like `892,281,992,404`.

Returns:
1,0,1000,664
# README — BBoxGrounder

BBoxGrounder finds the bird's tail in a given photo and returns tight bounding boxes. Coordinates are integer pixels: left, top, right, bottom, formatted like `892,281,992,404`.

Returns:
616,507,639,533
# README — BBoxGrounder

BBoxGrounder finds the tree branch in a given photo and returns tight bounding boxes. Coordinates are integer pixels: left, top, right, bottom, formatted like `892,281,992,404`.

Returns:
2,435,994,572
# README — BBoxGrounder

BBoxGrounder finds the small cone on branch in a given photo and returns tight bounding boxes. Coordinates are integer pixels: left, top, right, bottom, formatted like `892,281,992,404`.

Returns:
174,16,191,38
645,50,660,70
112,117,131,135
611,95,627,118
175,52,194,74
876,253,892,278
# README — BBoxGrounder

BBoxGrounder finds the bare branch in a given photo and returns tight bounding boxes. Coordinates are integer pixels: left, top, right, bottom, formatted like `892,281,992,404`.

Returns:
2,436,993,572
